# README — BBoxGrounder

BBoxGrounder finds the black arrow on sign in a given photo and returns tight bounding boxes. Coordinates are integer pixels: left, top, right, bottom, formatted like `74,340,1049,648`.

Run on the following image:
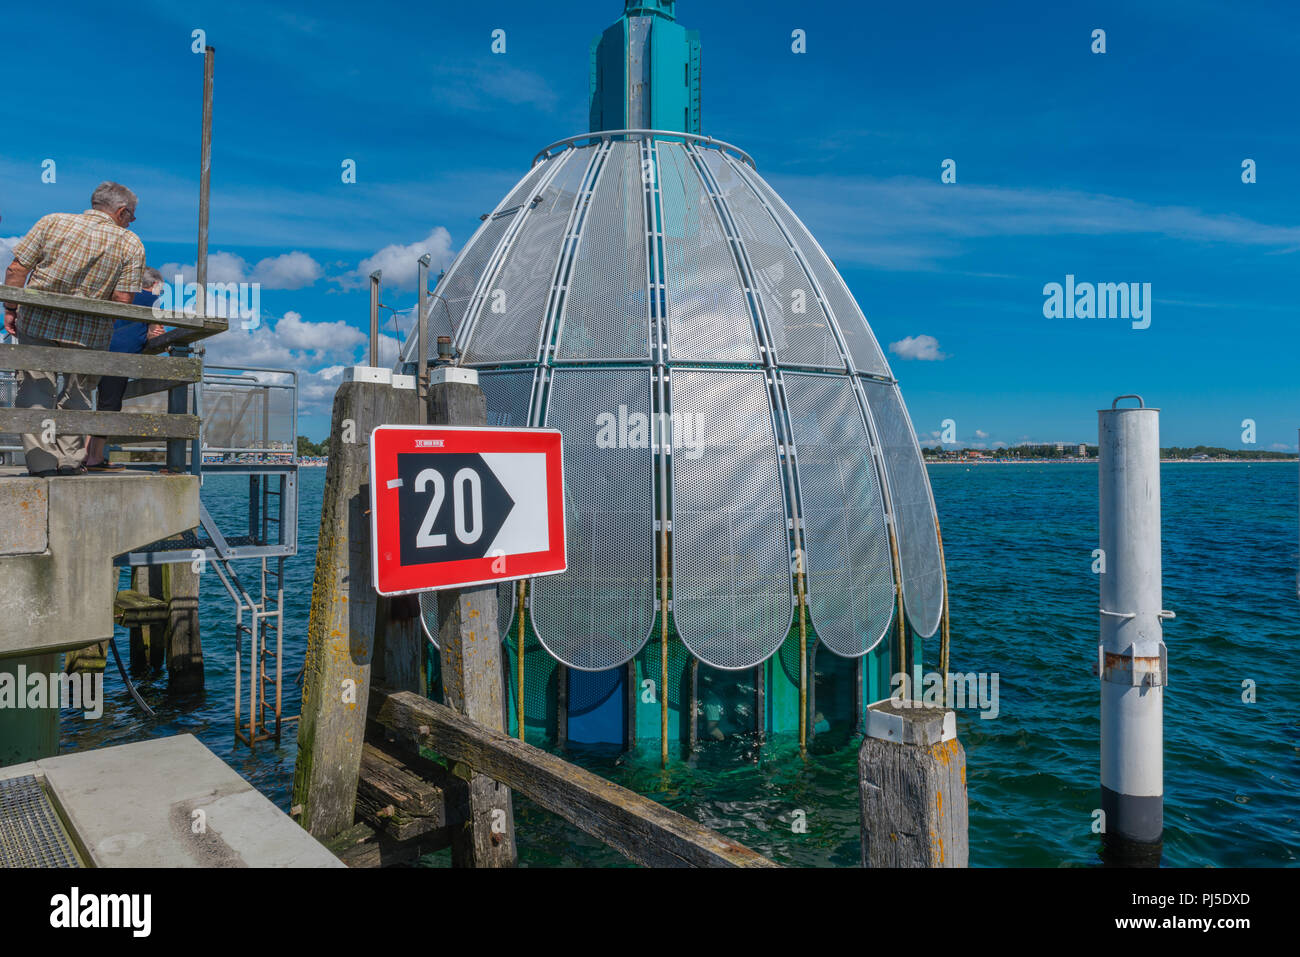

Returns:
396,452,515,566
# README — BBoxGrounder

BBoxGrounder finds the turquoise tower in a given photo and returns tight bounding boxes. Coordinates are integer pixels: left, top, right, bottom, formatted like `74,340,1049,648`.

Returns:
589,0,701,133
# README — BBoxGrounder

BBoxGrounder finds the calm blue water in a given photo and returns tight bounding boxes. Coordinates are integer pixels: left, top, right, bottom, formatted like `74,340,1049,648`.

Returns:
61,463,1299,866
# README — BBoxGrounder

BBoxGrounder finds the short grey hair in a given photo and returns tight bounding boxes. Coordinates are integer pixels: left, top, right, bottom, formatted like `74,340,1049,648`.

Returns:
142,266,163,289
90,181,138,212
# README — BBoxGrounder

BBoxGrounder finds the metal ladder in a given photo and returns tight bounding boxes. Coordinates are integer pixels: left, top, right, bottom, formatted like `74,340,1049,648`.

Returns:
206,472,293,747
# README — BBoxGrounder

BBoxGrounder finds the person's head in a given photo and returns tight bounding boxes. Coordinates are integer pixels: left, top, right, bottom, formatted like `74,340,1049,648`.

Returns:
142,266,164,296
90,181,138,228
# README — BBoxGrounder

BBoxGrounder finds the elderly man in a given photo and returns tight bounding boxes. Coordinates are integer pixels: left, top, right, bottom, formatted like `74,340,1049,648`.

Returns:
3,182,146,476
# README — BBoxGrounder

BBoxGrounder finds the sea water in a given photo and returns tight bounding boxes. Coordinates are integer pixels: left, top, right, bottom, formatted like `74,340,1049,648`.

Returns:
58,463,1299,867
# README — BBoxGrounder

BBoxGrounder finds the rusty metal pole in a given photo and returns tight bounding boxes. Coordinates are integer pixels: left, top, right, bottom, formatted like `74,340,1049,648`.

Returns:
416,254,431,425
368,270,381,367
170,44,213,474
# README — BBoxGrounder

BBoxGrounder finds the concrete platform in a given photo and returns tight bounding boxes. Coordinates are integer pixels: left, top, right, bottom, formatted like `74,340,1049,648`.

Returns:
0,471,198,656
0,735,343,867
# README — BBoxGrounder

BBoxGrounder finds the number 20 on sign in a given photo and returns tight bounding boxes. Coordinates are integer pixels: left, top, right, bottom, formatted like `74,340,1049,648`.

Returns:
369,425,567,596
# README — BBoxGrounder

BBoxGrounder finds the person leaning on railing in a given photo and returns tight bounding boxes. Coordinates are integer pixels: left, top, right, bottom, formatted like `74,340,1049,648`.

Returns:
84,266,166,471
2,181,145,476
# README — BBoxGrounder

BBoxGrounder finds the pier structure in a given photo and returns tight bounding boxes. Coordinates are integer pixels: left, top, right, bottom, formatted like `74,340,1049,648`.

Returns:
0,286,223,762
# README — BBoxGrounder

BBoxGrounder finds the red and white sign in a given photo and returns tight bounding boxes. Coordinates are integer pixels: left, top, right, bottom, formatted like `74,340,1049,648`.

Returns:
369,425,566,596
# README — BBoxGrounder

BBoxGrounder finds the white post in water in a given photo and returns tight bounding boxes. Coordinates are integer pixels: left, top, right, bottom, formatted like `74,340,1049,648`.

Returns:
1097,394,1169,864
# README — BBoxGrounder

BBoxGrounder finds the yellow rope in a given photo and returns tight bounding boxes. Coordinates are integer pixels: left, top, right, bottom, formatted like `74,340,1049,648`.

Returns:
517,579,526,741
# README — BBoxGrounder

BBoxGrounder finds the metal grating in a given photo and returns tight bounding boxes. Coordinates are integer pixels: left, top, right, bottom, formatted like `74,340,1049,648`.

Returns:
701,151,842,370
670,370,793,670
201,379,294,452
435,160,555,360
738,165,891,377
530,368,656,670
784,373,894,656
657,142,759,363
860,379,944,639
464,152,587,365
557,141,651,361
0,775,80,868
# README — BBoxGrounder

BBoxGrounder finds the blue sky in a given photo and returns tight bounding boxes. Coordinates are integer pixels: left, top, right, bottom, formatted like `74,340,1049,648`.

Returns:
2,0,1296,449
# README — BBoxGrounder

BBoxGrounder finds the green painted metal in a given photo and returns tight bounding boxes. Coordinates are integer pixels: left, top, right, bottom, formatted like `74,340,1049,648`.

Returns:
589,2,701,133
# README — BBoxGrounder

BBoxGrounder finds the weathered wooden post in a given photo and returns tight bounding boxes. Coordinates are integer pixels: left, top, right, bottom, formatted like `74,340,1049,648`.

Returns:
292,370,418,839
428,366,518,867
859,699,968,867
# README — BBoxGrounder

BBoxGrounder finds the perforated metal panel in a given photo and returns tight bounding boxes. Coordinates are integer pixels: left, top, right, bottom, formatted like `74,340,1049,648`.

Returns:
464,152,588,365
860,379,943,638
530,368,656,670
657,142,758,363
557,141,651,361
436,160,555,359
671,370,793,670
700,150,841,370
737,166,891,377
784,373,894,656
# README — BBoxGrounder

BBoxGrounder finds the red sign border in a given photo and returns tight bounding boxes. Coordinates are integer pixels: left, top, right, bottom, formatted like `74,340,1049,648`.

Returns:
369,425,567,597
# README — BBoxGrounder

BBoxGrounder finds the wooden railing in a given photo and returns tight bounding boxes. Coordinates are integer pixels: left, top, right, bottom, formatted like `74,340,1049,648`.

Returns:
0,285,227,452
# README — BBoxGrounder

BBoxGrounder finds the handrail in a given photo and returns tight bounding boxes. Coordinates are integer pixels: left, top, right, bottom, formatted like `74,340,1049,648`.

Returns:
0,283,227,335
532,129,757,169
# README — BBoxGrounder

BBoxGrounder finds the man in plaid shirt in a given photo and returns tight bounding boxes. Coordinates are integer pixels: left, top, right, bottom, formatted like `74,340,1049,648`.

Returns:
3,182,146,475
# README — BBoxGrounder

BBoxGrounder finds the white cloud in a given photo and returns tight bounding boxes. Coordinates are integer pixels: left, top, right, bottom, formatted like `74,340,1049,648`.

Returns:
975,429,989,439
158,250,323,290
337,228,456,291
274,310,366,355
889,334,948,361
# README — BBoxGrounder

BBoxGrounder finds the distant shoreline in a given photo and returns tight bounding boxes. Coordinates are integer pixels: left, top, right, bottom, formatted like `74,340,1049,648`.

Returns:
925,458,1296,465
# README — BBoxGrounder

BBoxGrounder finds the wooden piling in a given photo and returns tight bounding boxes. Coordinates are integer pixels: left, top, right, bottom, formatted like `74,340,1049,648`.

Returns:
859,699,968,867
427,369,518,867
291,377,418,840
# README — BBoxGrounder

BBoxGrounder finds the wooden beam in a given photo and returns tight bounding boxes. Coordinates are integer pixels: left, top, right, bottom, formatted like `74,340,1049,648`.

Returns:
0,343,202,382
290,379,419,840
356,740,462,843
141,322,226,353
322,820,451,869
0,283,221,333
375,690,779,868
0,408,198,440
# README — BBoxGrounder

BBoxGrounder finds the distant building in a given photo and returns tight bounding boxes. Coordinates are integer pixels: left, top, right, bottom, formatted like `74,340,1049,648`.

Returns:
1078,444,1087,457
1055,442,1064,454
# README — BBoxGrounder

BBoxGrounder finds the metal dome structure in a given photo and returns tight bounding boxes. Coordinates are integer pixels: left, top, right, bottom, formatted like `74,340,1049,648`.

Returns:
399,1,944,743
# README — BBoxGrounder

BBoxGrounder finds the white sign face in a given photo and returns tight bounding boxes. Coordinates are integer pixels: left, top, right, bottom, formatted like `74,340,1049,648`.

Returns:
370,426,567,595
